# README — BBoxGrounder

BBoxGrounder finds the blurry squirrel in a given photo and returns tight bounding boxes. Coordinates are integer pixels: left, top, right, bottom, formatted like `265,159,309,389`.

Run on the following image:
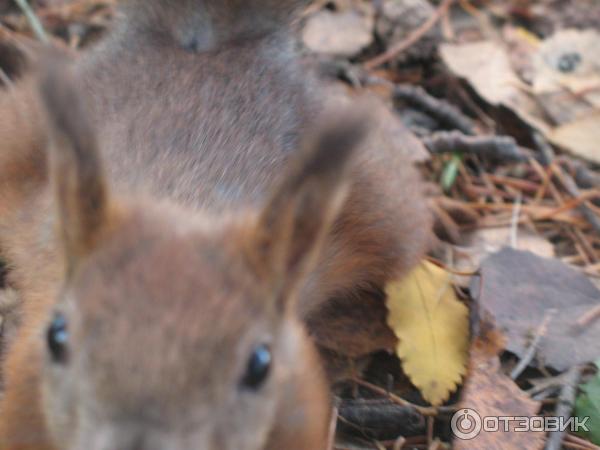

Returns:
0,0,430,449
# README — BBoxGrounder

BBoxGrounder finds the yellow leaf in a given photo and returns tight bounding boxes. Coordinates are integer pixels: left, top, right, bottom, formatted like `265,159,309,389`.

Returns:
386,261,469,406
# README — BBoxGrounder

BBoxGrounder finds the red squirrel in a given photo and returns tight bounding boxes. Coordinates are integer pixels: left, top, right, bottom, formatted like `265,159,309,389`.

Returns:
0,1,430,448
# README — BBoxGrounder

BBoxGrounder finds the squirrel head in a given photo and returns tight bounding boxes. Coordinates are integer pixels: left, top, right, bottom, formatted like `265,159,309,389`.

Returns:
37,63,366,450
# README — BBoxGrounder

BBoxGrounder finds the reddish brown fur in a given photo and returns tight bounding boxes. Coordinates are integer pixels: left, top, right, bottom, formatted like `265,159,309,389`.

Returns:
0,0,430,449
0,78,47,219
0,74,357,448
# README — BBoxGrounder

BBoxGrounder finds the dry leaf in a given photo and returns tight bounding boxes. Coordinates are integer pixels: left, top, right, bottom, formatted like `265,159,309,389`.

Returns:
472,248,600,371
440,40,549,133
455,326,544,450
456,227,554,273
441,32,600,164
302,4,374,57
548,112,600,164
532,29,600,104
386,261,469,406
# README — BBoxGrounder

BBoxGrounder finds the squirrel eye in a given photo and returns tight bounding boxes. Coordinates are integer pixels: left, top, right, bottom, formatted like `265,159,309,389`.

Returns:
241,344,272,390
47,313,69,363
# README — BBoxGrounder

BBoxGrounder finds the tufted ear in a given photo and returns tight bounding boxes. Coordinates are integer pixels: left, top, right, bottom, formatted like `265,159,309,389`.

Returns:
39,62,110,276
250,111,369,307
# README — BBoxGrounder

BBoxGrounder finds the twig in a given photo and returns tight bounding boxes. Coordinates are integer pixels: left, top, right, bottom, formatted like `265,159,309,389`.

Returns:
552,165,600,241
364,0,455,70
576,304,600,329
574,162,600,190
362,75,475,136
422,131,527,162
511,311,555,380
545,366,583,450
434,196,480,224
532,386,560,402
510,192,522,248
487,174,542,194
12,0,48,43
450,77,496,131
351,378,456,417
529,157,552,202
527,372,572,397
392,84,475,135
431,200,461,243
337,398,426,440
533,133,600,237
458,0,499,41
533,131,555,167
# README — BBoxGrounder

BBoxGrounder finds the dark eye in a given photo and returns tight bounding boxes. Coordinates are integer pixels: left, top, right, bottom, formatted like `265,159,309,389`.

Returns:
241,344,272,390
47,313,69,363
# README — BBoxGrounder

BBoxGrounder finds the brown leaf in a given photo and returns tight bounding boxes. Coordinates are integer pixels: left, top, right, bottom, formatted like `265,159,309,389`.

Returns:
472,248,600,371
455,325,544,450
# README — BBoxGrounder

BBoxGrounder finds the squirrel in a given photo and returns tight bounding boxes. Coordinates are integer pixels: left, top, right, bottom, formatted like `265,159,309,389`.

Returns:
0,0,431,448
0,62,362,449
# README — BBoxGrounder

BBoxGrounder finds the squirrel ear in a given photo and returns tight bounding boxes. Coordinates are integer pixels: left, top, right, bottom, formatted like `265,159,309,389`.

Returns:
39,61,110,275
250,110,369,308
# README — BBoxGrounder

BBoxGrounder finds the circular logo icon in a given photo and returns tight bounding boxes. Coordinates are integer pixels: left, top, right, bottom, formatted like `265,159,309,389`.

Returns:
451,408,482,440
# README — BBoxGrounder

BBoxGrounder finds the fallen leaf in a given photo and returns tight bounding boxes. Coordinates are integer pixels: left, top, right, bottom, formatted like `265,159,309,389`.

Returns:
386,261,469,406
472,248,600,371
440,40,549,133
455,227,555,274
532,29,600,105
455,325,544,450
302,4,374,57
441,32,600,164
531,29,600,164
548,112,600,165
